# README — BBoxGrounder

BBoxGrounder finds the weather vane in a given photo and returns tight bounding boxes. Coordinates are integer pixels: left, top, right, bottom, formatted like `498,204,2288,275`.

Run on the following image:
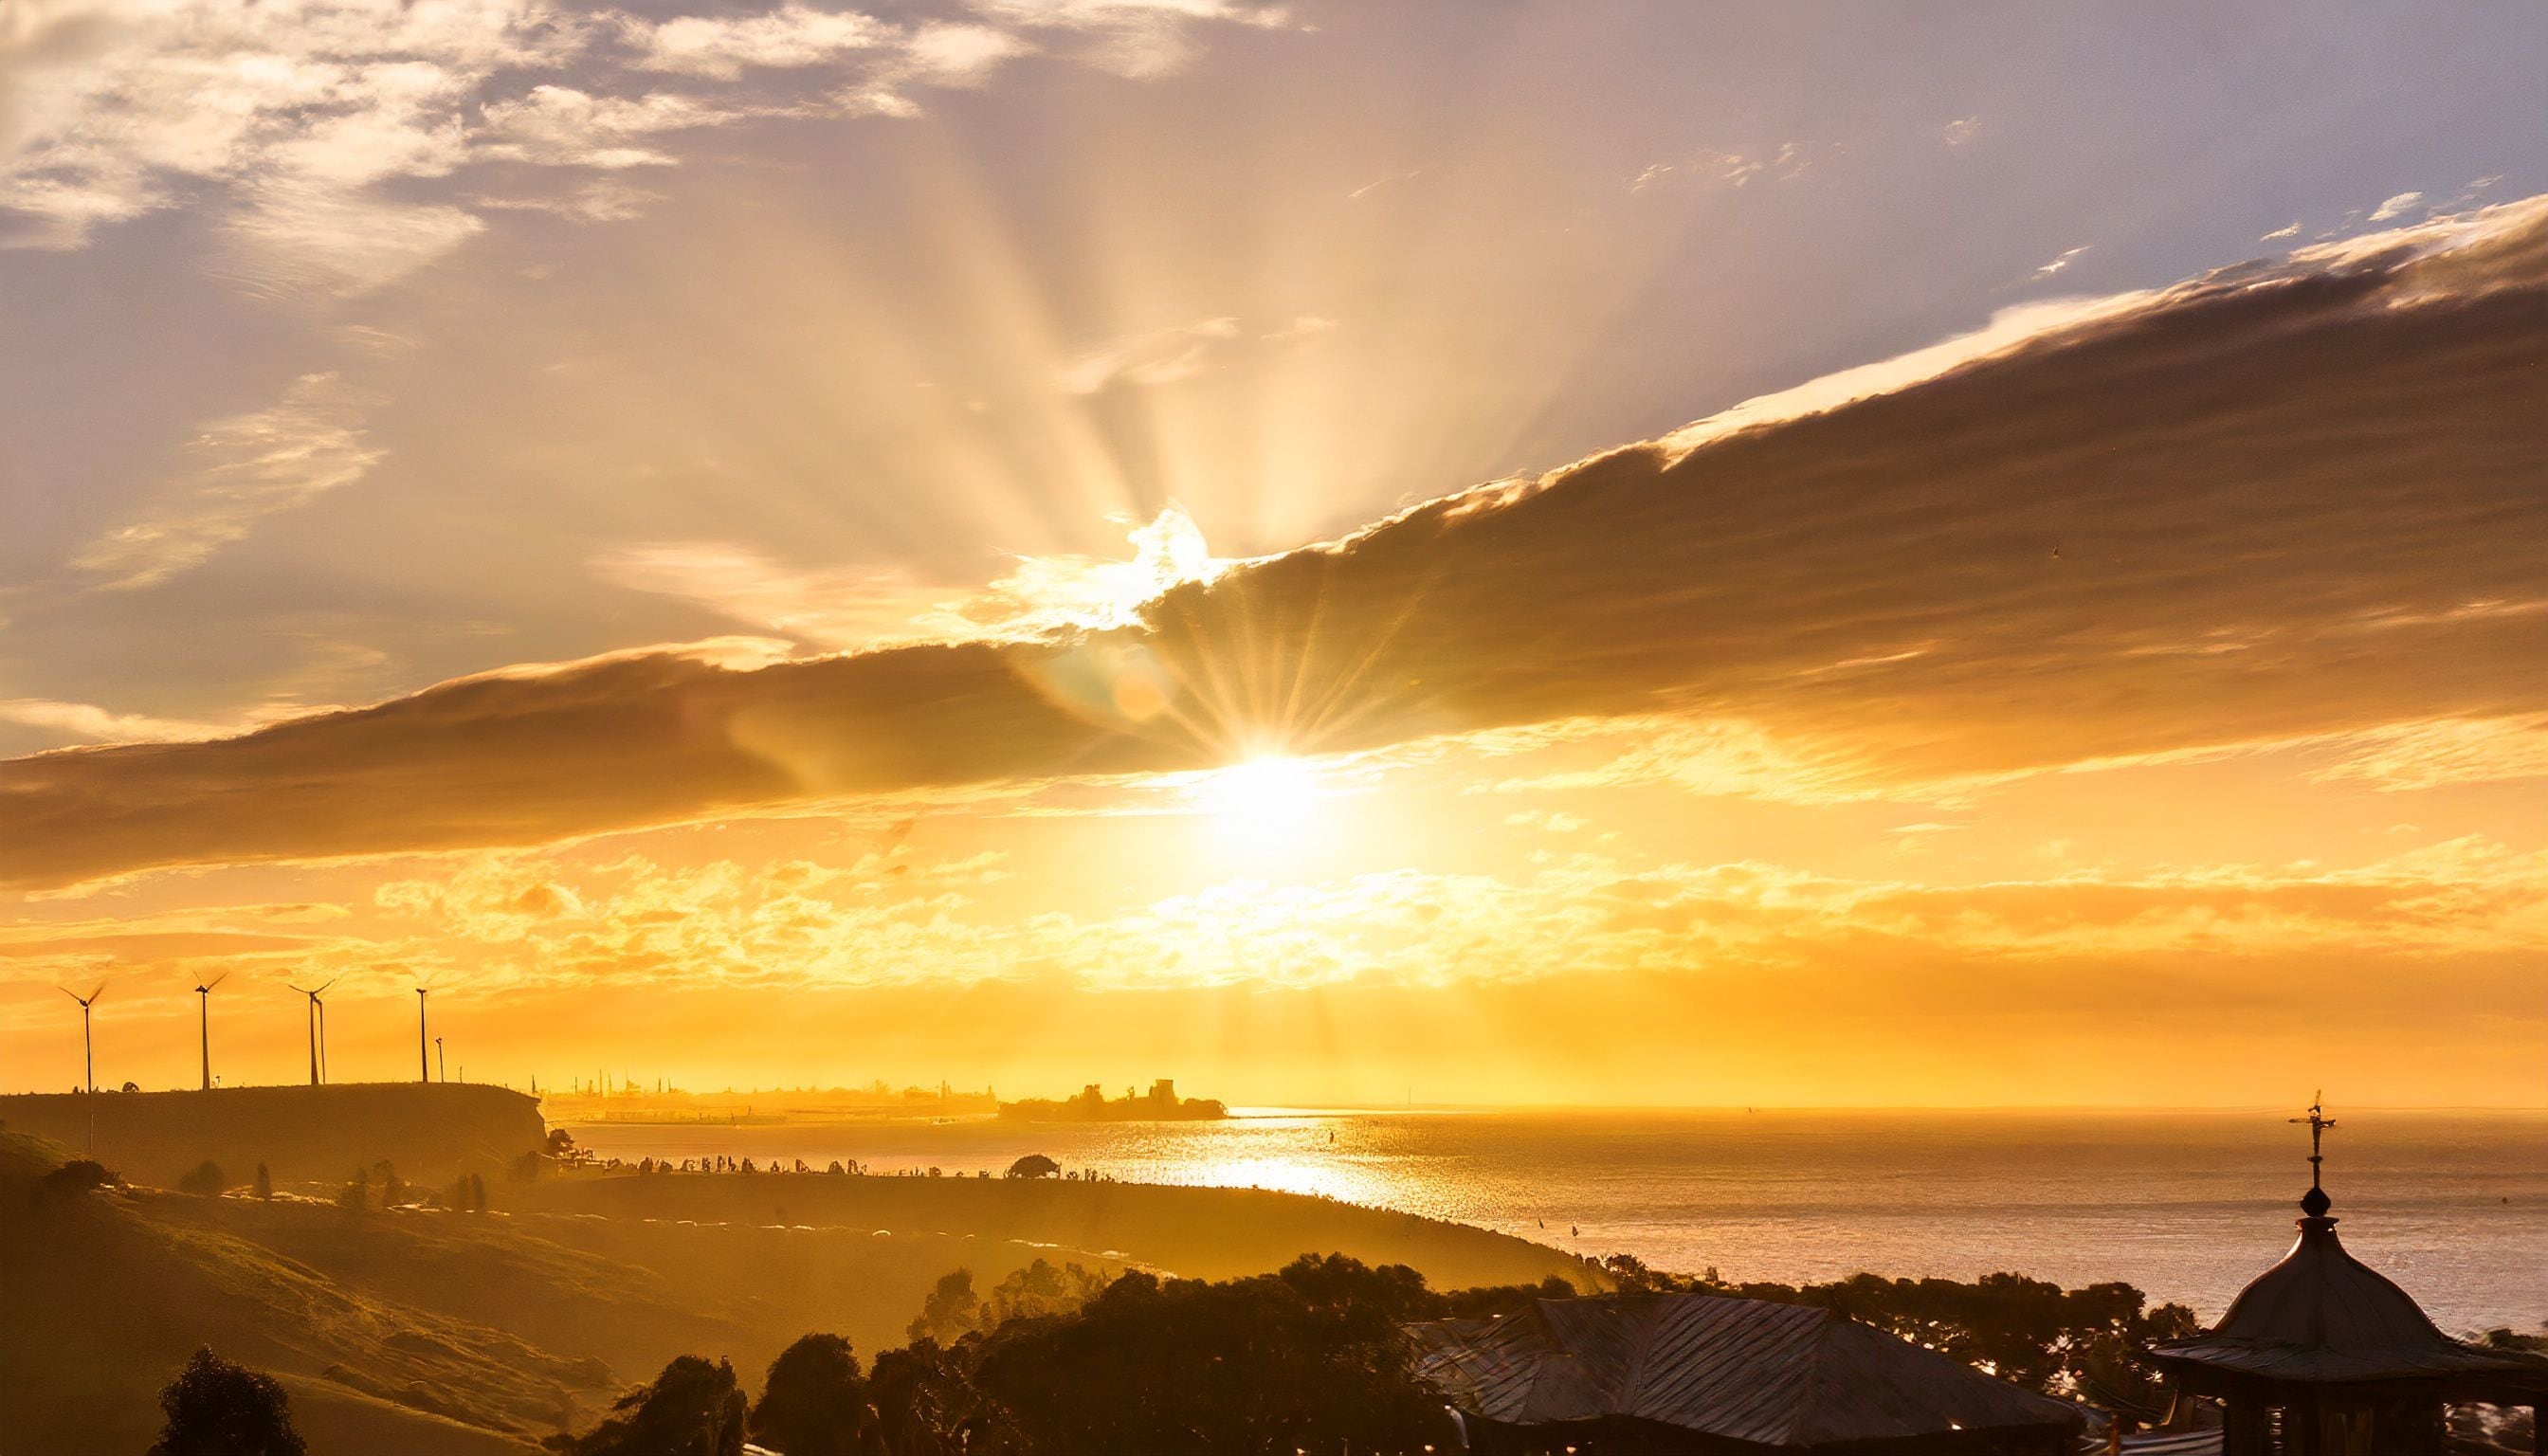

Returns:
2286,1091,2337,1217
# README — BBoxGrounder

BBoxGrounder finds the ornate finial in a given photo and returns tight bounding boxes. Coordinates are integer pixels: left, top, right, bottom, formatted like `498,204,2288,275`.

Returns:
2286,1093,2337,1218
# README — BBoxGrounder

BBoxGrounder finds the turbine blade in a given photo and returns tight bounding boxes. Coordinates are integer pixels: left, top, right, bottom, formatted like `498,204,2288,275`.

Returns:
205,972,229,992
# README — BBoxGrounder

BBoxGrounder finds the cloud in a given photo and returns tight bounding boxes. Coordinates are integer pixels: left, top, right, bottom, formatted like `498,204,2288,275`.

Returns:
972,0,1289,79
625,5,889,80
0,0,1269,291
477,86,729,169
1058,315,1338,391
71,372,384,590
1941,116,1981,147
9,197,2548,887
2260,222,2301,241
2370,191,2424,222
2033,245,2089,277
0,700,246,745
1059,316,1243,392
593,504,1229,649
1632,141,1825,194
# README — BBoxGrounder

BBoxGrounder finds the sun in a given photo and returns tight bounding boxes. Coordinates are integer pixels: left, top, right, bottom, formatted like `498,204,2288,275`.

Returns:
1196,755,1321,847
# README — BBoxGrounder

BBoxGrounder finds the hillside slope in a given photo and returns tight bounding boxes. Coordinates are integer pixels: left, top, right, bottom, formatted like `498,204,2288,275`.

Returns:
0,1083,544,1185
0,1133,603,1455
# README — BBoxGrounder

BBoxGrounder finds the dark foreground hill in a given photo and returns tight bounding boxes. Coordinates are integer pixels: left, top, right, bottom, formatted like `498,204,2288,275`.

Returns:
0,1082,543,1185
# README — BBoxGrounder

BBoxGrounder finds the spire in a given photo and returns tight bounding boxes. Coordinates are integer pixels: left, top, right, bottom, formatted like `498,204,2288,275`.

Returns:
2286,1092,2338,1220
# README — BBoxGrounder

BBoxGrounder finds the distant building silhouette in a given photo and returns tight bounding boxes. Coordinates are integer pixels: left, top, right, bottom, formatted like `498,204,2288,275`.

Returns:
2146,1101,2548,1454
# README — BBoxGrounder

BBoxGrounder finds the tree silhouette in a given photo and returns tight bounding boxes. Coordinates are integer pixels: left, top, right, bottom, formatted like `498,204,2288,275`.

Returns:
968,1256,1452,1455
747,1334,866,1456
1003,1154,1058,1179
147,1347,305,1456
251,1164,272,1200
548,1355,744,1456
178,1160,228,1196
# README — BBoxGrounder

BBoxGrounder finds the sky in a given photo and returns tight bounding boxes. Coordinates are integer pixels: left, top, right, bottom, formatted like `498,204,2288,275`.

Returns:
2,0,2543,1106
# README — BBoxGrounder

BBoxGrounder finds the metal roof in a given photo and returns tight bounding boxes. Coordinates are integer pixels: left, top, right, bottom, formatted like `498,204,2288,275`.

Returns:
1408,1293,2085,1450
2148,1215,2548,1386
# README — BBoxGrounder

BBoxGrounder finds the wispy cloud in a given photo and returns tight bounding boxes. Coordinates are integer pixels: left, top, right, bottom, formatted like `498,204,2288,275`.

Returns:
1631,141,1826,194
71,372,384,590
1941,116,1982,147
1058,315,1334,392
2369,191,2425,223
2033,244,2089,277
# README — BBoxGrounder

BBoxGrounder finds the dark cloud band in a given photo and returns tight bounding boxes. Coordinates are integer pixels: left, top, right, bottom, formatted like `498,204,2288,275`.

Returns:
9,205,2544,888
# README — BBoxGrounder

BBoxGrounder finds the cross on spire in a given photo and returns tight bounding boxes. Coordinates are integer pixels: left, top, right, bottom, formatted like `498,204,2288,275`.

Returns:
2286,1092,2337,1218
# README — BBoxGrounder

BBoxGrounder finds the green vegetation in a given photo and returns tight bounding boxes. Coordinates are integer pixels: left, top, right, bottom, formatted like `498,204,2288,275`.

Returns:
149,1348,305,1456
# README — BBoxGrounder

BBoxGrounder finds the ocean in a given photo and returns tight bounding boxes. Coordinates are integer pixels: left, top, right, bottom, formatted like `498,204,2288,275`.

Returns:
563,1107,2548,1333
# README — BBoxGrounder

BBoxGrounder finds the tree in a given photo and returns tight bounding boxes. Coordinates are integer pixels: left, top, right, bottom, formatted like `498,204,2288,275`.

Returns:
178,1160,228,1197
337,1167,369,1213
967,1256,1453,1455
1004,1154,1059,1179
547,1355,745,1456
468,1172,487,1211
865,1340,994,1456
907,1269,983,1344
748,1335,866,1456
251,1164,272,1200
148,1347,305,1456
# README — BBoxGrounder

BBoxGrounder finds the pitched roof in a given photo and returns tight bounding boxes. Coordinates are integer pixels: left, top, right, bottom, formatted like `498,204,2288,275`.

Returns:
2149,1216,2548,1385
1407,1293,2085,1450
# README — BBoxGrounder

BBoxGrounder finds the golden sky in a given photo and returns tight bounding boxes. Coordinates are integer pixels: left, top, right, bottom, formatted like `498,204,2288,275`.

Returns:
2,2,2543,1104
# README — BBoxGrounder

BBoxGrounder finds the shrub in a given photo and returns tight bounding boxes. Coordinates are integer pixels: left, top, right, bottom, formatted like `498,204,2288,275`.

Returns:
148,1347,305,1456
37,1159,115,1200
251,1165,272,1200
178,1160,228,1197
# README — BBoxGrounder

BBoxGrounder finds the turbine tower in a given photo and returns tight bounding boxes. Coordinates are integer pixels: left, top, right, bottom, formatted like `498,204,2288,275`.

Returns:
434,1036,446,1083
288,979,337,1086
193,973,228,1091
59,984,105,1094
58,984,106,1154
415,984,430,1083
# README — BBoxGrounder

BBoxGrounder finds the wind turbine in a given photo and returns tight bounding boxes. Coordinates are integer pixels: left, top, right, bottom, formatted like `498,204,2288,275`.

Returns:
287,979,337,1086
193,973,229,1091
434,1036,446,1083
58,983,106,1154
58,984,106,1094
414,981,431,1083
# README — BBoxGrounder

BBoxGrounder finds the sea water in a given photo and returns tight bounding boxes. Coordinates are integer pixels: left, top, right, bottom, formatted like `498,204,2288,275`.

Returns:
564,1107,2548,1332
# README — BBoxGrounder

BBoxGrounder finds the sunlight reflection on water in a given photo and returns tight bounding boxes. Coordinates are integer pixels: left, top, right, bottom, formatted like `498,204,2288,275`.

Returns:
566,1107,2548,1330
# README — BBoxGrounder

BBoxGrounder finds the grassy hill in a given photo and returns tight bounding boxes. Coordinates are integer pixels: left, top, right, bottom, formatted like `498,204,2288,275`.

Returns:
0,1082,543,1186
0,1132,597,1454
2,1134,1590,1450
515,1165,1591,1293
